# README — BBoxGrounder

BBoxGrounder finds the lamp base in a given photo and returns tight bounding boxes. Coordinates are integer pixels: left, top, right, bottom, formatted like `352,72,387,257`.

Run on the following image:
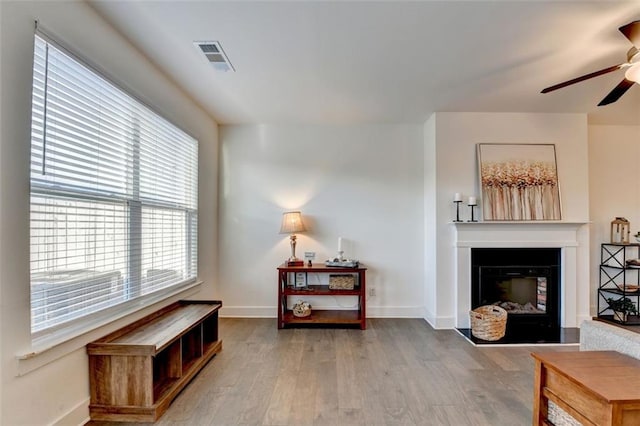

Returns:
286,260,304,267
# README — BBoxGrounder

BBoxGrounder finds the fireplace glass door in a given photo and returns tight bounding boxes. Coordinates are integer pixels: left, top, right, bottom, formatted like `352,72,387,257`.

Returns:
478,267,549,314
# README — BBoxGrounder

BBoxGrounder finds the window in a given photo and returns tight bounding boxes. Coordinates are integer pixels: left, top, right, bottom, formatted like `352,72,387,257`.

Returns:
29,34,198,334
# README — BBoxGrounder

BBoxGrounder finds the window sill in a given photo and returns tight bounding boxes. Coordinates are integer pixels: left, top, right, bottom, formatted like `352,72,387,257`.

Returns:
15,280,202,376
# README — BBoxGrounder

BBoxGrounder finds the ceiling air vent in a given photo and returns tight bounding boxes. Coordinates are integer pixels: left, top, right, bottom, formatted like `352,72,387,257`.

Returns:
194,41,235,72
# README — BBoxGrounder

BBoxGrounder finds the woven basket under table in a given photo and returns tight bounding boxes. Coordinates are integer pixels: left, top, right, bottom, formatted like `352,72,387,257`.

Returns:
469,305,507,341
292,303,311,318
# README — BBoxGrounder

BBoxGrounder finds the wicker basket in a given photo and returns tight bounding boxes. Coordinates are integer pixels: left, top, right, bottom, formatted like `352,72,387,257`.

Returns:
292,301,311,318
547,401,582,426
329,274,355,290
470,305,507,341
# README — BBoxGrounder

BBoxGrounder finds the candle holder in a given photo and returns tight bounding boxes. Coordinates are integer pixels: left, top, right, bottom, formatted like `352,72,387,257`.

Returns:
453,200,463,222
467,203,478,222
338,250,344,261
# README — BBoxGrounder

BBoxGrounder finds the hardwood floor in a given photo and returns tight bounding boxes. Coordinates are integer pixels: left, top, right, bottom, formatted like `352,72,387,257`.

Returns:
89,318,578,426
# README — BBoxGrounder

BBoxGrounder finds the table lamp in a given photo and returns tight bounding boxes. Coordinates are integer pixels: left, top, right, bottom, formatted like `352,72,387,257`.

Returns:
280,211,306,266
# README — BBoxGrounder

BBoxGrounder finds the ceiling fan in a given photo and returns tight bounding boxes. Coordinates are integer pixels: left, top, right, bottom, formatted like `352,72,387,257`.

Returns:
541,20,640,106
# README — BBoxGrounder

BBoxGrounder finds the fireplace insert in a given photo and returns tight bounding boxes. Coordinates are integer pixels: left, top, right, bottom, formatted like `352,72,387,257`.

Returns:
472,248,561,337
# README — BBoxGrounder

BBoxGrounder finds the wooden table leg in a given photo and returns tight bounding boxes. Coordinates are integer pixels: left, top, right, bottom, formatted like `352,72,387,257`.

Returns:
532,359,547,426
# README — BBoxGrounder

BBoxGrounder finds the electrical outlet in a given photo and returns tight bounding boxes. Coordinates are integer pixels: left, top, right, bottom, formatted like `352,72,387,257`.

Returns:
369,287,376,297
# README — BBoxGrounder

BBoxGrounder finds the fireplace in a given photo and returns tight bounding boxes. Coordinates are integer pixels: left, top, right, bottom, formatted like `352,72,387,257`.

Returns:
471,248,561,338
452,222,587,344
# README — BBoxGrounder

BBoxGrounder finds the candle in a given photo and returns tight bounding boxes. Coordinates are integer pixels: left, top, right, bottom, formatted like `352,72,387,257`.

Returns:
454,192,462,202
338,237,343,252
468,196,476,205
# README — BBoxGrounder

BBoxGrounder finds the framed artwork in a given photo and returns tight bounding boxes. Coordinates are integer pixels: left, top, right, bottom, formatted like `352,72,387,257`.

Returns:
477,144,561,221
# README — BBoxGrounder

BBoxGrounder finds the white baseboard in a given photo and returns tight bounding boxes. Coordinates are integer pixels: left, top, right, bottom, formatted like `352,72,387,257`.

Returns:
52,397,89,426
577,314,592,327
366,306,425,317
220,305,426,318
220,306,277,317
423,308,457,329
424,314,456,329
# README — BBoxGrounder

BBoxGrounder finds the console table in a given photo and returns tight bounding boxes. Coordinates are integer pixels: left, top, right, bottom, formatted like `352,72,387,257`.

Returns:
531,350,640,425
277,263,366,329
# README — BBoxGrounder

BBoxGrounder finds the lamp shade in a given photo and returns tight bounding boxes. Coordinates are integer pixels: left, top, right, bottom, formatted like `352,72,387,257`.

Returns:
279,211,306,234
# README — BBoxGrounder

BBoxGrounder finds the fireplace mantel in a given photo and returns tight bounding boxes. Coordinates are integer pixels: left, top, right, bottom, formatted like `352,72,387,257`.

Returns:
453,221,589,329
452,221,589,226
453,221,589,248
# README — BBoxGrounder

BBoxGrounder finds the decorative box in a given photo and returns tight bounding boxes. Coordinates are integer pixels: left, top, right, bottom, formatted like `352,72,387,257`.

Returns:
329,274,355,290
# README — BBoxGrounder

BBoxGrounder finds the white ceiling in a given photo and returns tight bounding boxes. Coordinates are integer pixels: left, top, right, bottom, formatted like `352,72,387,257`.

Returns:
87,1,640,125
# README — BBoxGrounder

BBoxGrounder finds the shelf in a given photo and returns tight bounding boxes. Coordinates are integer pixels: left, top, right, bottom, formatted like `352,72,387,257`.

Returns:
283,309,362,325
597,314,640,325
601,264,640,270
283,285,361,296
203,340,223,357
601,264,640,271
452,221,588,226
153,377,179,402
599,288,640,296
278,263,366,273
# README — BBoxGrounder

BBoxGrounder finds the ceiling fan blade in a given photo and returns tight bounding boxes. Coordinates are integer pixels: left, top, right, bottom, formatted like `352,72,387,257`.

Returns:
619,21,640,48
541,64,624,93
598,79,635,106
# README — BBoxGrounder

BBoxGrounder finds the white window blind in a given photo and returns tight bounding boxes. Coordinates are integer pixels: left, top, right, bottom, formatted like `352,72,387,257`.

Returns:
30,34,198,334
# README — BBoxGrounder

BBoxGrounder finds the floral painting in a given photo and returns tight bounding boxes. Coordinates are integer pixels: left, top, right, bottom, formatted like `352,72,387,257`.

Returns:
477,144,561,221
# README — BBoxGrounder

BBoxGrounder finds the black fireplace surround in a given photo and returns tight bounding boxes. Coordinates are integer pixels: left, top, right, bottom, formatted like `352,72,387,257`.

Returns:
471,248,561,339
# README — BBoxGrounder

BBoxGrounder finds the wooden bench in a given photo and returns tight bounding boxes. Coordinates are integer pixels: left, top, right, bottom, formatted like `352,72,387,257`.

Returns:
87,300,222,422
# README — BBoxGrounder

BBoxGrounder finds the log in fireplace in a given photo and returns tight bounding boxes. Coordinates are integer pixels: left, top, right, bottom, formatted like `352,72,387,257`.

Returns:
471,248,561,339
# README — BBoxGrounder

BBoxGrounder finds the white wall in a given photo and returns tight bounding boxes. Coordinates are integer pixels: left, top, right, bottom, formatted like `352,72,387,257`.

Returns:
589,125,640,314
218,124,424,317
423,116,437,323
0,1,4,421
0,2,218,424
219,115,594,327
426,112,591,328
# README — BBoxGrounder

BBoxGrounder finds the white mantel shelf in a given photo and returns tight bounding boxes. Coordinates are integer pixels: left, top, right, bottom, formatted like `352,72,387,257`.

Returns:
452,221,589,226
453,221,588,248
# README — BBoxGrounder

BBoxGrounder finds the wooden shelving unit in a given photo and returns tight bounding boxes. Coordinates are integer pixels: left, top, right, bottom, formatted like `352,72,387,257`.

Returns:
277,263,367,329
87,300,222,422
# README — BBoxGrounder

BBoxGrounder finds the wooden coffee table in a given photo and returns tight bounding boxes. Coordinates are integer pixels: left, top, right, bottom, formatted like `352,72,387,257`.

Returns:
531,351,640,425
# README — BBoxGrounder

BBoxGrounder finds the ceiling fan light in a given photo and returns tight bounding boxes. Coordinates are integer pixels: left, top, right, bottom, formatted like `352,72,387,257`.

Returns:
624,64,640,83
